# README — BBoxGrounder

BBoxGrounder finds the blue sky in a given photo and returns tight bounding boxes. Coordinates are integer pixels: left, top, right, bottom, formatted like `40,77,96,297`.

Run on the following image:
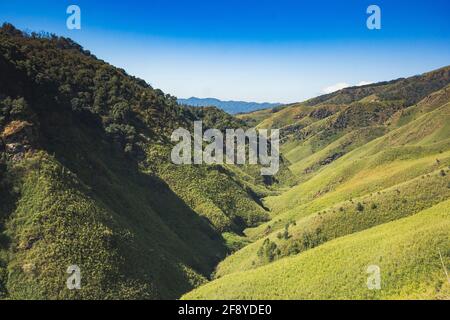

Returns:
1,0,450,103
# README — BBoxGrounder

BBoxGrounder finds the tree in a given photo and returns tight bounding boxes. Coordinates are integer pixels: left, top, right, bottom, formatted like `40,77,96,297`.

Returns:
257,239,279,263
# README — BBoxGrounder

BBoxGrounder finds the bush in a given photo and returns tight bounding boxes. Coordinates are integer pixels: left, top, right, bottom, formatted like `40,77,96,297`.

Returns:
286,241,301,256
356,202,364,212
257,239,279,263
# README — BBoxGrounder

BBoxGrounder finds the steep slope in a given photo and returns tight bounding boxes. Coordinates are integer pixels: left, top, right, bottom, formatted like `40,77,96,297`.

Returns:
209,88,450,277
1,152,220,299
183,200,450,300
0,24,272,299
240,66,450,185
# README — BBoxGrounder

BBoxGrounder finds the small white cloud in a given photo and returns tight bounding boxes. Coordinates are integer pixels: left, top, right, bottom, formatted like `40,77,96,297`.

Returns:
321,81,374,94
321,82,350,94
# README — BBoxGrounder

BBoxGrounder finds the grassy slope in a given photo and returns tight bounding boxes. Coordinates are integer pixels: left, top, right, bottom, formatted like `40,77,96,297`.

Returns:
262,99,450,229
183,200,450,300
235,108,277,128
206,87,450,279
146,150,270,233
215,168,450,277
0,140,227,299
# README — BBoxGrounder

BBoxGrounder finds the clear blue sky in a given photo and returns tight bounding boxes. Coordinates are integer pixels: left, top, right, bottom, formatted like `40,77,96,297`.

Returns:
1,0,450,103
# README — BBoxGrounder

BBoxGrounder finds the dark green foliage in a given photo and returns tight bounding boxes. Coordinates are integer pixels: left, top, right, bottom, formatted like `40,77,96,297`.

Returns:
0,24,242,299
285,241,301,256
0,23,276,299
186,106,248,131
356,202,364,212
300,228,325,250
332,101,404,130
257,239,279,263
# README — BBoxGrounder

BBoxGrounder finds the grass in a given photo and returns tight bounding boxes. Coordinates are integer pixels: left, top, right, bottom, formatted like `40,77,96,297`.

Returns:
214,167,450,277
0,129,228,299
183,200,450,300
187,81,450,294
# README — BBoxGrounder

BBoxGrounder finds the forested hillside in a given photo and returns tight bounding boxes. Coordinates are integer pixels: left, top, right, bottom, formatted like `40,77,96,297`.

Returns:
0,24,274,299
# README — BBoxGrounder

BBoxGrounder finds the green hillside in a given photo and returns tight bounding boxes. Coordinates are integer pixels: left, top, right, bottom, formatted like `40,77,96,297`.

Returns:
0,24,272,299
1,24,449,300
207,81,450,280
184,68,450,299
183,200,450,300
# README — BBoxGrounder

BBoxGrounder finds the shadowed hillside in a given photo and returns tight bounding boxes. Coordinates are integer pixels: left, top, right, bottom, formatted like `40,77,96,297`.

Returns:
0,24,275,299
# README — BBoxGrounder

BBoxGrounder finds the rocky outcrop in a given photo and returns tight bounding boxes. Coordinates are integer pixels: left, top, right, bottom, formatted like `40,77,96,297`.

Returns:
1,121,38,161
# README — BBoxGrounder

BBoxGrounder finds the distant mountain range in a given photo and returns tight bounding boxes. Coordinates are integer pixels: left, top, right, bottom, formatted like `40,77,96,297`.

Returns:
178,97,282,114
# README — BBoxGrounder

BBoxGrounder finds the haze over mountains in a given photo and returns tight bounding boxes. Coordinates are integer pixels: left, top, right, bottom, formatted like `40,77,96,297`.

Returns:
0,24,449,300
178,97,282,114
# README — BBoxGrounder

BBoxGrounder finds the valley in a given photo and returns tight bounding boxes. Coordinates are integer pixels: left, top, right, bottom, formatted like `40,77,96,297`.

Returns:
0,23,449,300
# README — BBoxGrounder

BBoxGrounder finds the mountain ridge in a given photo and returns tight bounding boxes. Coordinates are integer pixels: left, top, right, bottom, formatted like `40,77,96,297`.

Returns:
178,97,282,115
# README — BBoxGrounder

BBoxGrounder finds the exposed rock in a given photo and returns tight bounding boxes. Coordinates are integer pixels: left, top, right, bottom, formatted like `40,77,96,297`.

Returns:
1,120,38,161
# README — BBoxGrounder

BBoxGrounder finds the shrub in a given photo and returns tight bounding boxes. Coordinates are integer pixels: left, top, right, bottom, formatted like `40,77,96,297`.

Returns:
257,239,279,263
300,228,326,250
356,202,364,212
286,241,301,256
